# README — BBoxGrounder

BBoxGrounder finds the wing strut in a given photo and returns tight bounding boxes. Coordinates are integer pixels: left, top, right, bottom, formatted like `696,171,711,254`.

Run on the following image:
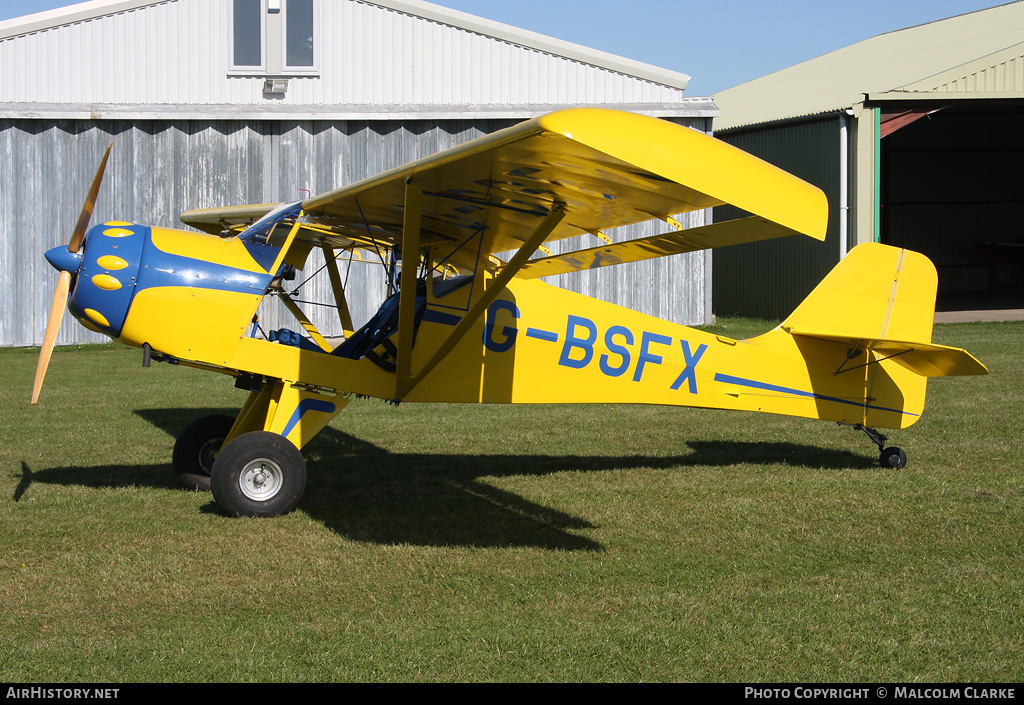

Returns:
396,182,423,383
395,203,566,399
279,293,333,352
321,244,355,336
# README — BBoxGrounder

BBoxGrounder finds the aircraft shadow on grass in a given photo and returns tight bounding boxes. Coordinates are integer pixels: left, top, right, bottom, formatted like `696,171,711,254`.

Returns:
15,407,874,550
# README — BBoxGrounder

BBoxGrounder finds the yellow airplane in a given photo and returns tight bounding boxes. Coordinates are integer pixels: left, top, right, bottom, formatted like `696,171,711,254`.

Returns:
31,108,987,518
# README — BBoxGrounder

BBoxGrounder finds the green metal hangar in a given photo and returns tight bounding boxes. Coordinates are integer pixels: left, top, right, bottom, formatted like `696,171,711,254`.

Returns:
712,1,1024,319
0,0,714,349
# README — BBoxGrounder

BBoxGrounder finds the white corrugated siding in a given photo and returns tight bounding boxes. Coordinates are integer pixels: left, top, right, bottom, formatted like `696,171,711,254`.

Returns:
1,0,687,108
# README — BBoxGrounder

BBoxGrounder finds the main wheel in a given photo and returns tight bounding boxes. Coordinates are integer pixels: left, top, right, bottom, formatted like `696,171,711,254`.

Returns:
880,447,907,469
172,414,236,491
210,431,307,518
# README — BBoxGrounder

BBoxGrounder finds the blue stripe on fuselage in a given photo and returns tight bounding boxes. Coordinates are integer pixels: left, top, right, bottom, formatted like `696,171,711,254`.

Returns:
713,373,919,417
135,230,273,296
422,308,462,326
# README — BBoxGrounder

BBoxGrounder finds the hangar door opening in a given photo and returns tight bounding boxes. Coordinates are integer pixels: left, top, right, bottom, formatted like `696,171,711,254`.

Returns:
880,102,1024,312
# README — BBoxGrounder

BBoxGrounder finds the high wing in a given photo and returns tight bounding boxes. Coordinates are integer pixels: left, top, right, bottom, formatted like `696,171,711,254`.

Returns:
180,108,827,273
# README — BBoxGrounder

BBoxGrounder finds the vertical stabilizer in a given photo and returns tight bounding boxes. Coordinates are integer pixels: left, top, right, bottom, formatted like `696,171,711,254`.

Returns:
781,242,937,344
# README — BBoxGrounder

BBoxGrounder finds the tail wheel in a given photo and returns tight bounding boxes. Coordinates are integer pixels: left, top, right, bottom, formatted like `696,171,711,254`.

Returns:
880,447,907,469
849,425,908,470
172,414,236,491
210,431,307,518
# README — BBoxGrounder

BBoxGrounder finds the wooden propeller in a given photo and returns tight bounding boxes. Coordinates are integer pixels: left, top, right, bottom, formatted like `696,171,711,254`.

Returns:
30,271,71,404
30,143,112,404
68,143,112,253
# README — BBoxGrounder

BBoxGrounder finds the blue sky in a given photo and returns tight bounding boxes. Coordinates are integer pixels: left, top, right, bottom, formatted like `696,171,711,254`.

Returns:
0,0,1009,94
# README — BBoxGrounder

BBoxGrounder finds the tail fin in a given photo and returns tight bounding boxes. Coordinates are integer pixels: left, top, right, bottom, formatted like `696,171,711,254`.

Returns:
781,243,987,378
737,243,986,430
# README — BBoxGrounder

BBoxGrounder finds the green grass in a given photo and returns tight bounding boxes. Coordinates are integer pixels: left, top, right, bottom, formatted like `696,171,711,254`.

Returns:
1,320,1021,682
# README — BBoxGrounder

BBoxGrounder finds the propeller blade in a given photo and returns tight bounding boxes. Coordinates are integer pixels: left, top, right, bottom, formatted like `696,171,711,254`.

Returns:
67,142,113,254
31,270,71,404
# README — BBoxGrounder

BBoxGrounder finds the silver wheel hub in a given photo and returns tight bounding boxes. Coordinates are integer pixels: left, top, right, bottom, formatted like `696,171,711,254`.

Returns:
239,458,284,501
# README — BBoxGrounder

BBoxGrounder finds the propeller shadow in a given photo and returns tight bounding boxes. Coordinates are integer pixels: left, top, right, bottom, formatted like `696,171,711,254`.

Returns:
15,408,874,549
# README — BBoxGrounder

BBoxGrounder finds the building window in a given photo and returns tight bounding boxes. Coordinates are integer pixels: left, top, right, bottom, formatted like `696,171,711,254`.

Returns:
232,0,264,70
231,0,317,75
284,0,314,69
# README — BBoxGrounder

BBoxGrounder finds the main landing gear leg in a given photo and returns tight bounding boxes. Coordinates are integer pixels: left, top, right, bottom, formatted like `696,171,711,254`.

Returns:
848,423,907,469
173,378,348,517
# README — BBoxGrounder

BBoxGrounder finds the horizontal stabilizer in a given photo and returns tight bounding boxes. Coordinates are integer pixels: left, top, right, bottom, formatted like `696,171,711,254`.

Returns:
789,331,988,377
516,216,796,279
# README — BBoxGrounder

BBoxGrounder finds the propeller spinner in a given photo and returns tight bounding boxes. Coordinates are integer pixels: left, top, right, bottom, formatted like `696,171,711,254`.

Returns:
30,143,112,404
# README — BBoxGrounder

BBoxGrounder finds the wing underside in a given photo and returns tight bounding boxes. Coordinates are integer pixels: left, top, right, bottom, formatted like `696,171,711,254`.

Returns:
179,108,828,273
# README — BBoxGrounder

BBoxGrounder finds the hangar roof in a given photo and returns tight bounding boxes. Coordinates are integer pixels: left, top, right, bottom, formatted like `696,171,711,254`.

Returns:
714,1,1024,131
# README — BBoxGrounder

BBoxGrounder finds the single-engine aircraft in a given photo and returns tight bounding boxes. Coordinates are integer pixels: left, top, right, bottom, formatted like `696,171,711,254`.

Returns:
31,109,988,518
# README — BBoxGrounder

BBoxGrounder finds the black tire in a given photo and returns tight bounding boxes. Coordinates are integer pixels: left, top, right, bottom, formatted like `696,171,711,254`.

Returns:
880,447,907,469
172,414,237,491
210,431,307,518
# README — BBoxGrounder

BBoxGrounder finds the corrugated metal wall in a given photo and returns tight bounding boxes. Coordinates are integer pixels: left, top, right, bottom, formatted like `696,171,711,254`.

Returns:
2,116,713,348
713,116,842,320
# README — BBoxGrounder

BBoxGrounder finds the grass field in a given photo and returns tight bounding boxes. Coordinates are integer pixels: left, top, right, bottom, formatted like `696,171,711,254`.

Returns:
1,318,1021,682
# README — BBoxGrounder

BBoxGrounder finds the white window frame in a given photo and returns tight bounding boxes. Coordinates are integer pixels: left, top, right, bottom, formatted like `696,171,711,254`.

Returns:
229,0,267,73
282,0,318,75
229,0,319,77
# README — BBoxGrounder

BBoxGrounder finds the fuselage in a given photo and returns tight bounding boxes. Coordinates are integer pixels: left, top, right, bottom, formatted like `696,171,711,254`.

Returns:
51,221,925,432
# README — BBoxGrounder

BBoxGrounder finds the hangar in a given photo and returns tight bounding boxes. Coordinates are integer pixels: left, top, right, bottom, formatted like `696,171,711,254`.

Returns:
712,1,1024,319
0,0,715,348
